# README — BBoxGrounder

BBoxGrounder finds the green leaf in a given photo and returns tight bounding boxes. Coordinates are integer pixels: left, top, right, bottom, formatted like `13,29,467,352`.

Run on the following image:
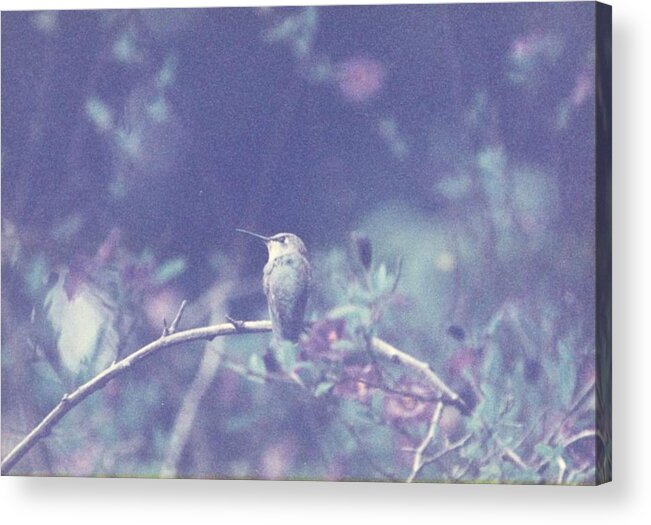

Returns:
331,339,356,352
274,341,297,371
224,412,259,434
326,304,371,329
370,389,385,417
373,263,388,294
478,384,500,425
294,361,317,385
314,381,335,397
248,353,266,376
25,255,49,297
147,96,169,123
113,31,142,63
85,97,113,131
557,339,577,407
32,360,63,391
459,439,484,461
156,53,178,89
154,257,187,284
535,443,556,461
478,463,502,482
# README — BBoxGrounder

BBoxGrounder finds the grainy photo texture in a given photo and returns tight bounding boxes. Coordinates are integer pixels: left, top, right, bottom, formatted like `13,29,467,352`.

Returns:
1,2,611,484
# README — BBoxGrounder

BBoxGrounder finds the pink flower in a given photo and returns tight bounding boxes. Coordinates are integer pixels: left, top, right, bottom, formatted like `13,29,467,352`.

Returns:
301,318,347,362
336,57,385,103
571,72,592,107
446,346,484,377
144,287,183,330
511,36,535,60
383,379,435,422
261,440,296,479
334,363,380,404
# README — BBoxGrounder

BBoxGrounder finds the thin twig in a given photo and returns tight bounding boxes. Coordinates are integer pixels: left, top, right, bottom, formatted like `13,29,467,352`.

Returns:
370,337,465,407
168,300,188,334
531,381,597,476
1,318,272,474
501,446,530,471
547,378,596,446
561,428,597,448
162,300,187,337
389,255,404,294
406,401,444,482
225,315,246,331
556,456,567,484
352,377,442,403
452,462,473,482
421,433,473,468
160,342,226,477
160,291,229,478
3,316,459,474
338,416,400,481
4,308,467,476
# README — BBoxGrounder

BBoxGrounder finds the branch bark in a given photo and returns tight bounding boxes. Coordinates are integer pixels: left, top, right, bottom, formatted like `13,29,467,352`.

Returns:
406,401,444,482
160,284,233,477
1,319,271,474
2,320,464,474
370,337,465,407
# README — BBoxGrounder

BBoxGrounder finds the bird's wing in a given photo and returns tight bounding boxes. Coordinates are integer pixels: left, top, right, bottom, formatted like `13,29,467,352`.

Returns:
267,255,310,342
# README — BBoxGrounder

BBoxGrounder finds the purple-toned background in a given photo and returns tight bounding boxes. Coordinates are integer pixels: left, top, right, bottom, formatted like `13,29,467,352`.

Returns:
2,4,600,482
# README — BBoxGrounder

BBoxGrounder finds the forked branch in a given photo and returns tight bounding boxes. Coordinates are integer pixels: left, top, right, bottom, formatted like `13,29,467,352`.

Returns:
2,314,463,474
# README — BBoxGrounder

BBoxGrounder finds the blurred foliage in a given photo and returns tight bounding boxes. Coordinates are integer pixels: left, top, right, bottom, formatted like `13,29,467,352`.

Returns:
2,4,598,483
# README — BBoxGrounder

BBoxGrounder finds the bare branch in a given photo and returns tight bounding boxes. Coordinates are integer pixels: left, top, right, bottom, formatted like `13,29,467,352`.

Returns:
225,315,246,331
168,300,188,334
421,433,472,468
390,254,404,294
556,456,567,484
352,377,443,403
547,378,596,446
3,318,465,475
161,301,188,337
561,428,597,448
406,401,444,482
160,292,229,478
338,416,400,481
370,337,465,407
1,319,272,474
501,446,530,471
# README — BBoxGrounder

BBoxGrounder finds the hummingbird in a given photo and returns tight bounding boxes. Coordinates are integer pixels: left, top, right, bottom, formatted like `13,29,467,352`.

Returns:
236,229,311,344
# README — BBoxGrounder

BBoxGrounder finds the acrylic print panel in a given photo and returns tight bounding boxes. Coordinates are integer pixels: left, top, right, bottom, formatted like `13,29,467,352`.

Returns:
1,2,611,484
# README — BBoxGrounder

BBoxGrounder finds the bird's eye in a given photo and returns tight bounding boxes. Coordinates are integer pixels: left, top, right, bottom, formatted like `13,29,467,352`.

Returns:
281,236,287,243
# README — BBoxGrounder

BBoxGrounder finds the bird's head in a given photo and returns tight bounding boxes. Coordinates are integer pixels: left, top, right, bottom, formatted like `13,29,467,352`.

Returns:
236,229,307,260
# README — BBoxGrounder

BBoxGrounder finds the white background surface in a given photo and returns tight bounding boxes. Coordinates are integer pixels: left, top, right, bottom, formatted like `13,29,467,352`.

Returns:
1,0,649,522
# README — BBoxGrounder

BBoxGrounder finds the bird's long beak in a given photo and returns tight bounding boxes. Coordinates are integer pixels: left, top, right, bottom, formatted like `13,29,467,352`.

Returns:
236,228,271,242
